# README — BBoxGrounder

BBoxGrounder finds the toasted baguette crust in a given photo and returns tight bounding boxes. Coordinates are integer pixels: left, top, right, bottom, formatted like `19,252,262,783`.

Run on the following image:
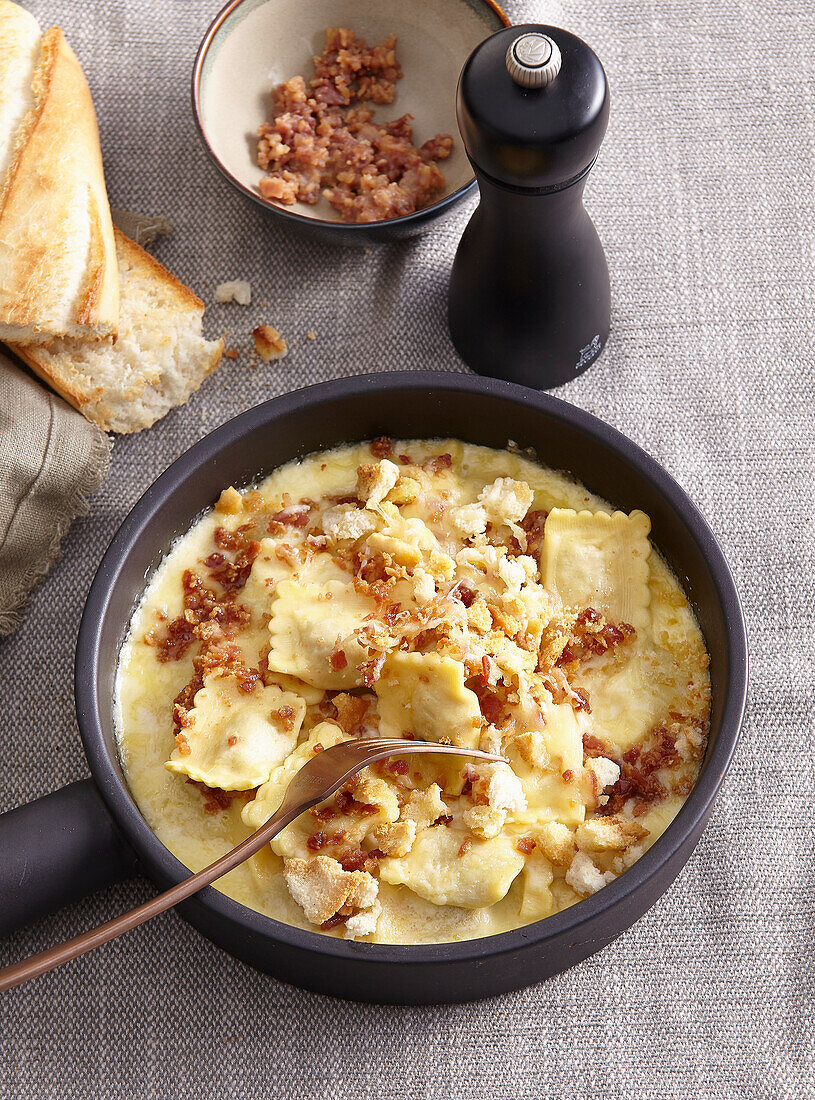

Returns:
0,2,40,182
9,229,224,433
0,12,118,344
114,229,207,314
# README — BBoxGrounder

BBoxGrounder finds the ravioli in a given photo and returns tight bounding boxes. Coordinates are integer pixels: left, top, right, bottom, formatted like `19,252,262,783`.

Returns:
379,827,526,909
376,651,483,749
166,672,306,791
542,508,652,633
116,439,710,946
266,554,376,689
519,850,555,922
242,721,348,830
504,699,588,826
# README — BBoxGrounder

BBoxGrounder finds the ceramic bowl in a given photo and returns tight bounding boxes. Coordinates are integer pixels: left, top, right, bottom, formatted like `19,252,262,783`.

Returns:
192,0,509,244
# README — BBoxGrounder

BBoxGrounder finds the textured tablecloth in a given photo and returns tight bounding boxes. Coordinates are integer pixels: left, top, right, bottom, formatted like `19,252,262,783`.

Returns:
2,0,813,1096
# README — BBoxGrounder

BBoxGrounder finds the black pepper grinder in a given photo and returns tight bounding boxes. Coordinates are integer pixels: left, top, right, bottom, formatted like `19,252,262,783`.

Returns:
448,25,610,388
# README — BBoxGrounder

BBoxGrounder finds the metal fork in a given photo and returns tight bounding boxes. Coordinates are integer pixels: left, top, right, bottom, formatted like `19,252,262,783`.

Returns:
0,739,505,993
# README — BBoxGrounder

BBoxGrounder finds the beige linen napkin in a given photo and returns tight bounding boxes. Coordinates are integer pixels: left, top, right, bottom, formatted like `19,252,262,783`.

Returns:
0,351,111,636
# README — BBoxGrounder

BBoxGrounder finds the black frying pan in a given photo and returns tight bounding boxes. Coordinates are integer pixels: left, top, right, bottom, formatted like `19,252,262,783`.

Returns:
0,373,748,1004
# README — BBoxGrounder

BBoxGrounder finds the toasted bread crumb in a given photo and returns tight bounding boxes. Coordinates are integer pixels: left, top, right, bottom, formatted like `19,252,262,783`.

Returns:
215,486,243,515
252,324,287,362
535,821,575,866
215,280,252,305
283,854,378,926
372,819,417,856
402,784,448,828
565,851,615,896
576,816,648,852
357,459,400,508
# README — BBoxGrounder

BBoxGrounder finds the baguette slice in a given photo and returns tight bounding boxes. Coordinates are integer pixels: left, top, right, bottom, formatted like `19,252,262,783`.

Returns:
0,3,118,343
8,230,224,433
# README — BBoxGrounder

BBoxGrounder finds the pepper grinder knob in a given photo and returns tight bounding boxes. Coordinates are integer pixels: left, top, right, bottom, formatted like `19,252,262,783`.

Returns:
505,32,562,89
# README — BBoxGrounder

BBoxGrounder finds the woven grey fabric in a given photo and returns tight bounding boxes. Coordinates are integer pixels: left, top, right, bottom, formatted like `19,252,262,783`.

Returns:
1,0,813,1095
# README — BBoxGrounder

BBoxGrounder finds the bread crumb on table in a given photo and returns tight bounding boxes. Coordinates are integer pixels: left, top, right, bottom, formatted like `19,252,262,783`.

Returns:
214,280,252,305
252,324,288,362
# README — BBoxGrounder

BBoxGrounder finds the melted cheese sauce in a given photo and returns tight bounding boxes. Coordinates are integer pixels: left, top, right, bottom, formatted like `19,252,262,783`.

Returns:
115,440,710,944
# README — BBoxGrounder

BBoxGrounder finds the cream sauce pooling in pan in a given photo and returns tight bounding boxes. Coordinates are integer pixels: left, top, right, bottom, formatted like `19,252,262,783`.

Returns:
115,439,710,944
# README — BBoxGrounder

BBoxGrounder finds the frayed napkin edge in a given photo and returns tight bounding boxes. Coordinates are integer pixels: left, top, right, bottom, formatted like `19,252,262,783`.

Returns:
0,424,112,638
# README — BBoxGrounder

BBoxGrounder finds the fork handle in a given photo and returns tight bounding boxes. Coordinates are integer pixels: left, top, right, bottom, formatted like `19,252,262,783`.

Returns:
0,801,294,994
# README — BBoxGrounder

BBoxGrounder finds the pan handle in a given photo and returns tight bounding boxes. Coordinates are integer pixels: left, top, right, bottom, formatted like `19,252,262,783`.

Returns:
0,779,139,938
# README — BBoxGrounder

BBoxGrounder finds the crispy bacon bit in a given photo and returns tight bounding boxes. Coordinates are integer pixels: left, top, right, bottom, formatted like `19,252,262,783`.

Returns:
520,509,548,554
307,831,327,851
572,687,591,713
204,552,225,567
562,769,574,782
184,569,217,612
156,617,195,662
539,668,591,713
267,503,312,534
370,436,393,459
311,805,337,822
430,814,454,827
359,652,386,687
174,732,191,756
313,742,325,754
236,667,261,694
330,649,348,671
601,727,680,816
172,674,203,733
214,524,254,552
514,836,537,854
320,913,348,930
227,735,238,747
383,758,409,776
458,838,473,857
398,454,412,465
457,584,476,608
353,552,389,586
480,655,493,686
276,704,296,731
338,847,382,874
423,453,452,474
257,31,452,223
474,683,507,727
209,546,261,593
335,790,379,816
582,733,607,759
558,608,636,667
185,779,253,815
275,542,301,567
